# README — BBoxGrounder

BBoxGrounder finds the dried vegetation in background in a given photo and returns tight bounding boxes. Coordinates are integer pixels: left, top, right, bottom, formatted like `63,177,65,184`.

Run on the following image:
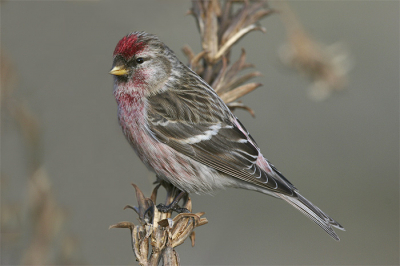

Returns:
276,0,352,101
1,52,83,264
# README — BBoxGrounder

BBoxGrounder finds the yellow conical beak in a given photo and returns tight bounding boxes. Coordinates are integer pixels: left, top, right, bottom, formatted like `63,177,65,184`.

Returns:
109,66,129,76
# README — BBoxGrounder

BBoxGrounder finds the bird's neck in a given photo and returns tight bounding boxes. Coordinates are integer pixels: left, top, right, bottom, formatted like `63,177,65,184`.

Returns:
114,79,146,103
116,91,143,106
114,80,147,121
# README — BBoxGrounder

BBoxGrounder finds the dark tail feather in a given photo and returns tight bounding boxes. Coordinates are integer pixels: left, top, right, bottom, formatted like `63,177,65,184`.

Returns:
278,192,345,241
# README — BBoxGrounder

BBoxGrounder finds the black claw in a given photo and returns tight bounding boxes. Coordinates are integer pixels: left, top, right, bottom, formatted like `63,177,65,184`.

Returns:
173,207,190,213
156,203,190,214
144,205,154,218
156,203,169,213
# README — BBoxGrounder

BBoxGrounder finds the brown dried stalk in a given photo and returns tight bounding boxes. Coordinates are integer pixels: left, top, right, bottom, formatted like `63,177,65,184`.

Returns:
185,0,274,116
110,182,208,266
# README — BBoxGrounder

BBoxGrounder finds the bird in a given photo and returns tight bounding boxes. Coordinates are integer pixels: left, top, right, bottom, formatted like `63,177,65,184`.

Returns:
109,31,344,240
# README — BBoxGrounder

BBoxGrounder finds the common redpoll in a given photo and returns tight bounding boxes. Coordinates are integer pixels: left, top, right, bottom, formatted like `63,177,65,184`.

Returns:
110,32,344,240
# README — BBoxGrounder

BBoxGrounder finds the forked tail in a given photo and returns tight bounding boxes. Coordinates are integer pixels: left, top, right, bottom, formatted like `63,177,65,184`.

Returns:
279,192,345,241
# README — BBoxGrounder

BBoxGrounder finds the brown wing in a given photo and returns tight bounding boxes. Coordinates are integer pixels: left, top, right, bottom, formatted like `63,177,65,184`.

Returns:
147,83,296,196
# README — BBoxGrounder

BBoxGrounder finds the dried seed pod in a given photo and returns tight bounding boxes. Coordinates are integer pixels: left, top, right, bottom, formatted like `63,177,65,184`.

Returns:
187,0,273,114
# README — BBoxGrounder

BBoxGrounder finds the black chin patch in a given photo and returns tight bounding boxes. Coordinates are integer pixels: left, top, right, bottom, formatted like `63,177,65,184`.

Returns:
114,74,130,84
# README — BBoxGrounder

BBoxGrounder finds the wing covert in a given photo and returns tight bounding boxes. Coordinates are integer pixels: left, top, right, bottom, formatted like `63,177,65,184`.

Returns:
147,86,295,196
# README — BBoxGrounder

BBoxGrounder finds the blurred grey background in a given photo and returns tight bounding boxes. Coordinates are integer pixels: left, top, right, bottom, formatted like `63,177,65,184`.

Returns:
1,0,398,265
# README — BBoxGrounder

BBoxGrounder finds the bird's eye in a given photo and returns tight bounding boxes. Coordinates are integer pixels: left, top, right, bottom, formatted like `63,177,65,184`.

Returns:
136,57,144,64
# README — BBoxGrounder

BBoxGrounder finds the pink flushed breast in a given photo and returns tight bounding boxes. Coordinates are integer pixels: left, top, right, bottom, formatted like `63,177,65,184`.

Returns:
116,91,147,147
116,91,197,188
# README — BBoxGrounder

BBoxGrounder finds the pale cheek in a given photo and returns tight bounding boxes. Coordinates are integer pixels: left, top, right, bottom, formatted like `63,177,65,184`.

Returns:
141,65,169,91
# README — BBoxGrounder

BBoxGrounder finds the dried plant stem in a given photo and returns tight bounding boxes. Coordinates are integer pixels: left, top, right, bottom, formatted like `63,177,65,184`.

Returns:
186,0,273,115
110,183,208,266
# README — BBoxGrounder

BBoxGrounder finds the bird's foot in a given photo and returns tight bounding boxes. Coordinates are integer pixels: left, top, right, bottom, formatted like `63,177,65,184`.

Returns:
156,203,190,214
